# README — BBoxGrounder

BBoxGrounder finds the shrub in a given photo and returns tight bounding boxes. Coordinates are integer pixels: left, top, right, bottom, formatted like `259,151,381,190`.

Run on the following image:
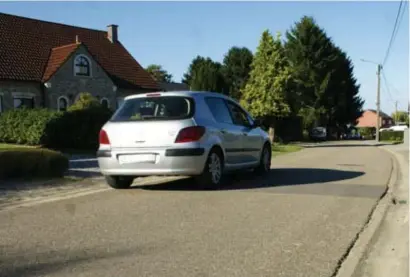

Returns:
0,106,112,150
357,127,375,140
0,148,68,180
44,106,113,150
0,108,62,145
68,92,102,111
380,130,404,142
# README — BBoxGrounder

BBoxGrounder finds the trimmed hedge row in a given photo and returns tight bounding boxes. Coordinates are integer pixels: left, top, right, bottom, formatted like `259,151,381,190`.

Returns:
0,109,62,145
0,148,69,180
380,130,404,142
0,107,112,150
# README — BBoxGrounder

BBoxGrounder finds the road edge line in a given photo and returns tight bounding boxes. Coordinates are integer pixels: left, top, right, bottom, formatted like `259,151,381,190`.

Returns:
332,147,399,277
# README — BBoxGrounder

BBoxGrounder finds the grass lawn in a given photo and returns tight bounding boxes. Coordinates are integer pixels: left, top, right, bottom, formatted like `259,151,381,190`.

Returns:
0,143,37,150
0,144,95,155
271,144,303,157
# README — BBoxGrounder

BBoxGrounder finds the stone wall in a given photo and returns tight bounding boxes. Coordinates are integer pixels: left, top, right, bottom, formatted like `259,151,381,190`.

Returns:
0,81,43,113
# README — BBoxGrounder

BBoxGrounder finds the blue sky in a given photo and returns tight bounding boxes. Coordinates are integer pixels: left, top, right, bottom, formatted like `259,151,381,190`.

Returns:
0,1,408,115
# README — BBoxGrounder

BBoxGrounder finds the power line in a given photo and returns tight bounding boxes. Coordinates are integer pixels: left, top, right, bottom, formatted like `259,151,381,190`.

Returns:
382,0,405,67
393,0,408,44
381,71,395,103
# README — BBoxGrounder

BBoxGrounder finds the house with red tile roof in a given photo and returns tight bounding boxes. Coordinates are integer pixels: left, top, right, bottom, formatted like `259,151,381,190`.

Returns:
356,109,394,128
0,12,159,113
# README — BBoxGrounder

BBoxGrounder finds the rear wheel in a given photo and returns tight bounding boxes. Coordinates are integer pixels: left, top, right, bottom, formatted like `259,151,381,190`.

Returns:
255,143,271,175
105,176,134,189
195,148,224,190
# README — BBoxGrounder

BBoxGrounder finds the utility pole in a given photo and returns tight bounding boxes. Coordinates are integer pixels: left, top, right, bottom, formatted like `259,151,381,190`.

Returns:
361,59,383,142
376,64,382,142
395,100,398,123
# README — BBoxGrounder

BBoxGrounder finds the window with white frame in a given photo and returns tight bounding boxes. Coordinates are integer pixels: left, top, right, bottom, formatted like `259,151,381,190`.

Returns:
74,54,91,77
13,96,34,109
58,96,69,112
100,98,109,109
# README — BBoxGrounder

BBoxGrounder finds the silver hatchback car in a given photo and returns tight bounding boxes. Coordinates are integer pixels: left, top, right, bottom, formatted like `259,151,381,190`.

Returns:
97,91,272,189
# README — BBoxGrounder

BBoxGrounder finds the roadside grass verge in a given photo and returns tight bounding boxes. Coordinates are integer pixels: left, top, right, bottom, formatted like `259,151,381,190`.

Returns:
272,144,303,157
0,143,38,150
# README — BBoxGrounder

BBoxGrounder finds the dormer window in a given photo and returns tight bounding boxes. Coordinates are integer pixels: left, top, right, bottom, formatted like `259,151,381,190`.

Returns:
74,54,91,77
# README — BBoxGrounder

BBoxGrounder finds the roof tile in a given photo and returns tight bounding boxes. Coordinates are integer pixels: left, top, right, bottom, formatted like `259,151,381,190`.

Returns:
0,13,159,90
42,43,79,82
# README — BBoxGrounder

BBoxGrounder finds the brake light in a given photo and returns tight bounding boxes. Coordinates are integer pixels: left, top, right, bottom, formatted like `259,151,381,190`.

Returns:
99,129,110,145
146,93,162,97
175,126,205,143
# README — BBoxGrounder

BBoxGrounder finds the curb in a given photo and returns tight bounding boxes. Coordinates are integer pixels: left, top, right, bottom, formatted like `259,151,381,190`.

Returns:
333,146,400,277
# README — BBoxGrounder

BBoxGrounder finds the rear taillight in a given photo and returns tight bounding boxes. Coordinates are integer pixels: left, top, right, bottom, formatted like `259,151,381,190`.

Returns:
146,93,162,97
99,129,110,145
175,126,205,143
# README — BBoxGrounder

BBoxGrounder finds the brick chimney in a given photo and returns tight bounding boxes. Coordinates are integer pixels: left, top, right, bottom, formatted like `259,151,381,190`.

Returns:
107,24,118,43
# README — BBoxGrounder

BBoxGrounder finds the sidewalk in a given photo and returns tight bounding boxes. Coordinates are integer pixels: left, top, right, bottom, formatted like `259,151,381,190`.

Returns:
353,142,409,277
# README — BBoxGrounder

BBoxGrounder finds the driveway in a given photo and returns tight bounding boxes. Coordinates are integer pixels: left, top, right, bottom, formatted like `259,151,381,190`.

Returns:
0,142,393,277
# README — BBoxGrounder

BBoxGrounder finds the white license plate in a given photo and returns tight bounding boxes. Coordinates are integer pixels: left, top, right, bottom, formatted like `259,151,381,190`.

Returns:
118,154,156,164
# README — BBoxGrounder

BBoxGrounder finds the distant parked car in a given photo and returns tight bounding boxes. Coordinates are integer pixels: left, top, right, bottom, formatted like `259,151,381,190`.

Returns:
342,130,363,140
389,124,408,131
309,127,327,141
97,91,272,189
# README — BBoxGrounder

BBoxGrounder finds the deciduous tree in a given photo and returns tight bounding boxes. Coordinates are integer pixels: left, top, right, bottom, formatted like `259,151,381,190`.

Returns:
145,64,173,83
221,47,253,100
183,56,227,93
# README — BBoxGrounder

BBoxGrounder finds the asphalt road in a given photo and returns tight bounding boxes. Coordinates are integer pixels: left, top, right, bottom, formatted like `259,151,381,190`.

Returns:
0,142,393,277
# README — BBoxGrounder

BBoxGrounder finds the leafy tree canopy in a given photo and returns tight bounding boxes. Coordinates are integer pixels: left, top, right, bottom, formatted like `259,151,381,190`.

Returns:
68,93,101,112
240,30,290,120
221,47,253,100
183,56,227,93
145,64,173,83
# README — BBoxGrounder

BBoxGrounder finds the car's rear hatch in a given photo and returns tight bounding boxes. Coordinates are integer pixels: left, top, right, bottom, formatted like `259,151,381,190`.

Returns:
103,95,196,148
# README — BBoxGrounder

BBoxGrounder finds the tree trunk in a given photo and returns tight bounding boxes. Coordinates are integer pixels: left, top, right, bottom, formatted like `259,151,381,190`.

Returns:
269,126,275,144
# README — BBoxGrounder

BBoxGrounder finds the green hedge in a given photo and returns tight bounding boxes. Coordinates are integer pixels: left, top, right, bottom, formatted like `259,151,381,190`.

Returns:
0,148,68,180
380,130,404,142
44,107,113,150
0,108,62,145
357,127,375,140
0,107,112,150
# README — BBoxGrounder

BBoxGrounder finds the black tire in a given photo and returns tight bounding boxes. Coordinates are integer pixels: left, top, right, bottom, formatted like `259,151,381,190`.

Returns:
105,175,134,189
195,148,224,190
254,143,271,175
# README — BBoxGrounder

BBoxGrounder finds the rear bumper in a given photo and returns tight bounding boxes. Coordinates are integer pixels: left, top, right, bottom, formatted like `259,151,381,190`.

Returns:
97,147,208,176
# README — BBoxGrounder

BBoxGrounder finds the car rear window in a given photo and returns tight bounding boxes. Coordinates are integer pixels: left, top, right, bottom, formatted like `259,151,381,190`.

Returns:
110,96,194,122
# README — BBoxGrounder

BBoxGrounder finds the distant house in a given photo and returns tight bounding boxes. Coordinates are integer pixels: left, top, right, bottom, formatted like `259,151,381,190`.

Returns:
159,82,189,92
0,12,159,113
356,109,394,128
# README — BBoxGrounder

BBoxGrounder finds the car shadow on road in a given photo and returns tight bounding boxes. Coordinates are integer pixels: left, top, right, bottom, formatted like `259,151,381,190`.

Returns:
69,159,98,169
136,168,365,191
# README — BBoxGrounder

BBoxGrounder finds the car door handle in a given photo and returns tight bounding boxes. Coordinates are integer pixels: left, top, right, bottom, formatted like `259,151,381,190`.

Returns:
242,132,248,136
220,129,227,134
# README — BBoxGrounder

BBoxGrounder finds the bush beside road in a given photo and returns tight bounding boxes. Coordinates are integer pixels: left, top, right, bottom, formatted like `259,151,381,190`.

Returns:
0,146,68,181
